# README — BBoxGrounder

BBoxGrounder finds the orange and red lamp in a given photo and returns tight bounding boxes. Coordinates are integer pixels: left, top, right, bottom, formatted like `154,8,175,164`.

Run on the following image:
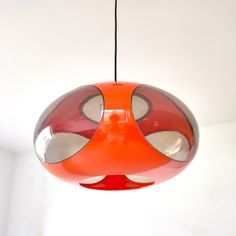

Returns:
34,82,199,190
34,0,199,190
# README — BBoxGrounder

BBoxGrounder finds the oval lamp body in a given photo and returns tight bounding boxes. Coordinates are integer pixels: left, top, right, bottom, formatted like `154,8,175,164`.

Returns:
34,82,199,190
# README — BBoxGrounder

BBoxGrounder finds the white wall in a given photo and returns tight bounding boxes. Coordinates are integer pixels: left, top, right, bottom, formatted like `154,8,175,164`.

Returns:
5,122,236,236
6,153,49,236
0,148,14,236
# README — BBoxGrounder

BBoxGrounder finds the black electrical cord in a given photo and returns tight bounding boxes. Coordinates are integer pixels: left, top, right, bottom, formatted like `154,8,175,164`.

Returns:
114,0,118,83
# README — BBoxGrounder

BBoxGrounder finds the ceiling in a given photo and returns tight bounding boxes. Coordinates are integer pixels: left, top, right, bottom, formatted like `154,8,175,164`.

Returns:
0,0,236,153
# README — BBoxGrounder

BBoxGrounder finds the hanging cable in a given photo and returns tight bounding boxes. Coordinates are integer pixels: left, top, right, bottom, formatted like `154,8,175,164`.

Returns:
114,0,118,83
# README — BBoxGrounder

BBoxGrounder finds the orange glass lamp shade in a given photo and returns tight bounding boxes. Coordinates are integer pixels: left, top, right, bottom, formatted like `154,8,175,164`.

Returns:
34,82,199,190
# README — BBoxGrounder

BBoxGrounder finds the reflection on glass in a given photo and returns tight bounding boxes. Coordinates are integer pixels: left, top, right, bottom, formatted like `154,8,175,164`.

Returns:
34,86,104,163
146,131,189,161
81,95,104,123
132,95,150,120
35,127,52,162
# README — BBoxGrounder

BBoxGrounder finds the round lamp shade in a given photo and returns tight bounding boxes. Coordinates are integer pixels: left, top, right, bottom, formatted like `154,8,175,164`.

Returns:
34,82,199,190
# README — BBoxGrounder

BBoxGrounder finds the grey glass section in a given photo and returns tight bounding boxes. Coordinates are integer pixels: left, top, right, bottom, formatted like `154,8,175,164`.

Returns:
132,95,150,120
146,131,190,161
81,95,104,122
80,176,106,184
159,89,199,145
126,175,154,183
35,127,89,163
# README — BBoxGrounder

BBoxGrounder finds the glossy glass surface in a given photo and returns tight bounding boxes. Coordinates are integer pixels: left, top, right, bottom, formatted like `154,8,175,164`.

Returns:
34,86,103,163
34,82,199,190
132,85,199,162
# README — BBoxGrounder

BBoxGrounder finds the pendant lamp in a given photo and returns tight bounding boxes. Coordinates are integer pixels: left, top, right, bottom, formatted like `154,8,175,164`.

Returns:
34,0,199,190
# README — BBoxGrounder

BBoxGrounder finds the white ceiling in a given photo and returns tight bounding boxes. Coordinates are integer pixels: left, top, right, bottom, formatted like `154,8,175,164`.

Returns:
0,0,236,153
